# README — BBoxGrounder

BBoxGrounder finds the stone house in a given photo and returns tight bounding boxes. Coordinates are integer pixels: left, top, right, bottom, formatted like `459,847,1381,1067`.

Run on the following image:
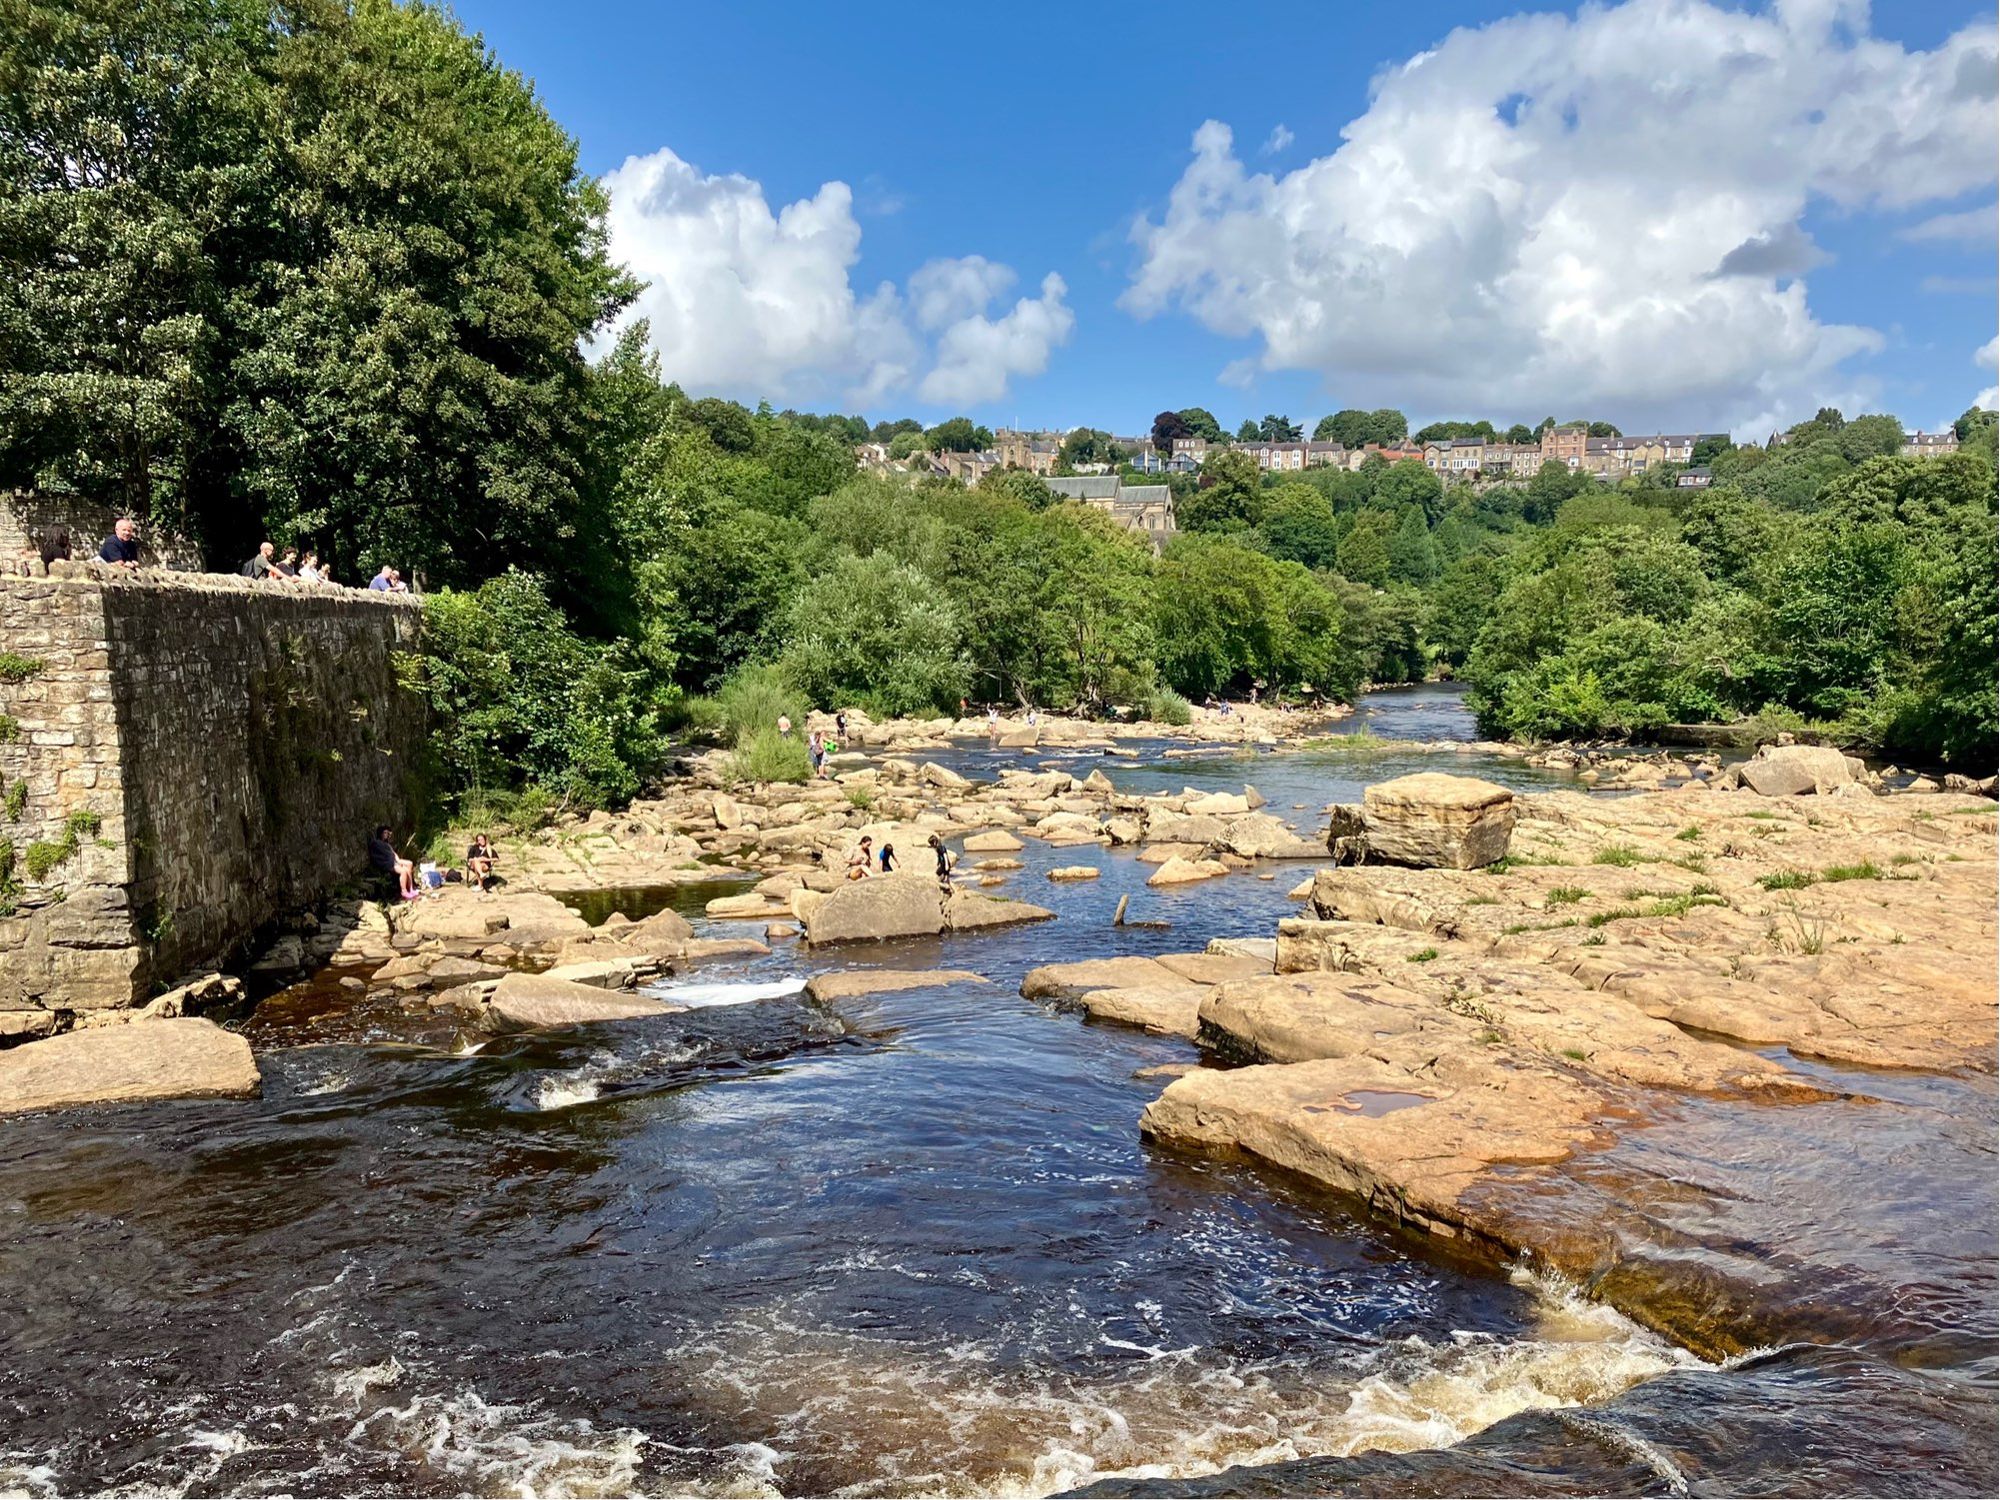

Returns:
1044,476,1177,547
1901,429,1960,457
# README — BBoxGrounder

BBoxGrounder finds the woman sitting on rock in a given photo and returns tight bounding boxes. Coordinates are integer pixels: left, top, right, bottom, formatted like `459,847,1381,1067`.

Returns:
846,836,874,881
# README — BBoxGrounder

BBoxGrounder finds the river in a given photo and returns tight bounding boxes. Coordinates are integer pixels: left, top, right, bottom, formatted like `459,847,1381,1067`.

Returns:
0,685,1991,1496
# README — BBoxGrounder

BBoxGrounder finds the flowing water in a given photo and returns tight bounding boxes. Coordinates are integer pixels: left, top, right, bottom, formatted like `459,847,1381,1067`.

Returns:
0,685,1991,1497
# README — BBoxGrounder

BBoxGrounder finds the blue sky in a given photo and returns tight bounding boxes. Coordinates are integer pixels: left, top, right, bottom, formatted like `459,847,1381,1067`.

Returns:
457,0,1997,438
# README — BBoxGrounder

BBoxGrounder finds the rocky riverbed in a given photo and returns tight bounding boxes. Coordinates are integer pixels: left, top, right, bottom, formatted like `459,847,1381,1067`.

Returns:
0,685,1992,1496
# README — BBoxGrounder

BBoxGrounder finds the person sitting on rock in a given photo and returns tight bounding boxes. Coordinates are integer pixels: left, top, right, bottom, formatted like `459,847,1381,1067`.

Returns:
97,517,141,569
878,842,897,875
466,833,498,891
846,836,874,881
369,824,419,901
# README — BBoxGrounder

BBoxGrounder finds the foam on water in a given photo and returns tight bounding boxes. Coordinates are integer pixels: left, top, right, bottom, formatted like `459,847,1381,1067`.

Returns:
649,976,807,1009
633,1273,1703,1496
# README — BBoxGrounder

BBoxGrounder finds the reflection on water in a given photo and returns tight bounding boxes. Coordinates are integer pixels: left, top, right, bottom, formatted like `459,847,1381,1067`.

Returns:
0,684,1990,1497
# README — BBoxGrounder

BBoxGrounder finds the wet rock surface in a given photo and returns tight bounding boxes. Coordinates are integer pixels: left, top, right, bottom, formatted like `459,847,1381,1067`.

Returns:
0,1018,260,1113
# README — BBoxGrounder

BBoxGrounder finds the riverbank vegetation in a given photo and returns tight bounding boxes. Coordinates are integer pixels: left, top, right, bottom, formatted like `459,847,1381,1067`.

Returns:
4,1,1994,819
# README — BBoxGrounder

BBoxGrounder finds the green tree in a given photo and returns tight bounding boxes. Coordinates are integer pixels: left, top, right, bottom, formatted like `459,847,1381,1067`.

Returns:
1235,418,1260,441
1259,483,1341,569
1259,413,1302,441
1178,407,1225,442
1335,509,1394,586
926,416,993,453
1504,423,1535,445
1058,427,1124,468
1179,448,1262,532
418,570,663,808
779,552,969,715
1387,506,1438,584
1,0,635,580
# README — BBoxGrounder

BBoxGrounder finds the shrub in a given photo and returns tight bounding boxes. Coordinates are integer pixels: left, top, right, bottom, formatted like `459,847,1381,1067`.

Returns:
728,728,811,786
1145,687,1192,726
1406,947,1440,963
1592,844,1643,867
778,553,969,717
415,571,667,811
1820,861,1882,882
1546,886,1587,906
712,664,808,747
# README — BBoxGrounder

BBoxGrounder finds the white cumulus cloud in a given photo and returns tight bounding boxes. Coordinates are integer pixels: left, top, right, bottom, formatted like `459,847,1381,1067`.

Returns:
920,274,1076,406
602,147,1070,409
1261,124,1294,155
1122,0,1998,435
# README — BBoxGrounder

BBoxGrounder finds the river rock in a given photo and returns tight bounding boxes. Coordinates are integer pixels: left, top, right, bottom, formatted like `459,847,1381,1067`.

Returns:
805,876,946,945
1738,744,1858,797
542,958,645,990
1221,814,1323,859
1021,955,1182,1000
918,761,970,790
805,969,989,1001
0,1019,260,1115
1361,773,1515,869
1068,984,1208,1037
997,726,1039,748
705,892,793,920
1186,791,1252,816
483,973,678,1030
945,890,1057,931
1047,866,1101,881
964,830,1025,853
1147,856,1230,887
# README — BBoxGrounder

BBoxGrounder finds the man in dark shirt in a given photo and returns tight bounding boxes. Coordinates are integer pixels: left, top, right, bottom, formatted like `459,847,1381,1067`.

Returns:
98,518,141,568
242,541,281,580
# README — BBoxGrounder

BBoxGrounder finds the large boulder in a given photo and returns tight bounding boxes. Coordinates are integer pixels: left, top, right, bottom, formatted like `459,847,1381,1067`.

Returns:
804,876,947,946
964,830,1025,852
1739,744,1859,797
0,1019,260,1115
483,973,678,1030
1147,856,1230,886
1220,813,1324,859
1360,773,1515,870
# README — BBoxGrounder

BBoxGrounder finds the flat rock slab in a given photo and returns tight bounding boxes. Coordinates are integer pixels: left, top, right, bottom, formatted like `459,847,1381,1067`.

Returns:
945,891,1057,931
1140,1051,1608,1243
1047,866,1101,881
806,969,990,1001
1156,951,1273,986
484,973,680,1030
0,1019,260,1115
964,831,1026,852
1069,984,1208,1037
1021,955,1181,1000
